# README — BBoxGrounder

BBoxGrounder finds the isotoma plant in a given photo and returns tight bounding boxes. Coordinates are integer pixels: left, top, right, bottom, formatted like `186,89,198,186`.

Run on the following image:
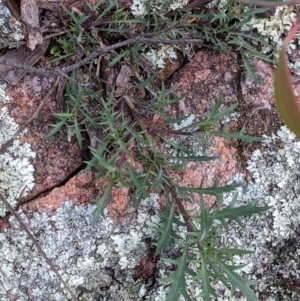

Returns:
42,0,276,300
49,77,269,301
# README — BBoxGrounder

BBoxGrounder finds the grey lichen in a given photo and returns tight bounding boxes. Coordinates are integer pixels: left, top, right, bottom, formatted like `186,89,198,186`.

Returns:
207,0,297,58
130,0,185,68
215,125,300,301
130,0,188,16
241,5,297,55
0,106,35,217
0,8,34,216
207,1,300,75
144,45,177,68
0,194,164,301
0,84,9,103
0,1,23,46
241,3,300,77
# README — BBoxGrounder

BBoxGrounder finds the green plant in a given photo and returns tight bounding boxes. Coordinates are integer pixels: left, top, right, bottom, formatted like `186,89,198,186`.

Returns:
47,78,269,300
156,195,269,301
189,1,273,83
50,0,273,79
45,1,274,300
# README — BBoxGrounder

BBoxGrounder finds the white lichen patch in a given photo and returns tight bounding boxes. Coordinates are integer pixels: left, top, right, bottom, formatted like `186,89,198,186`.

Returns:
212,125,300,300
144,45,177,68
131,0,148,16
223,2,300,77
130,0,188,16
0,1,24,45
0,12,33,215
0,194,165,301
207,1,300,74
241,5,297,56
0,106,35,216
0,84,9,103
208,0,297,56
221,112,240,124
241,3,300,76
0,107,18,142
173,114,195,130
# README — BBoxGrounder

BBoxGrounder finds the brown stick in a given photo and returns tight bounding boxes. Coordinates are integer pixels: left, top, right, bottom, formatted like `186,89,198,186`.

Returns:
0,36,202,82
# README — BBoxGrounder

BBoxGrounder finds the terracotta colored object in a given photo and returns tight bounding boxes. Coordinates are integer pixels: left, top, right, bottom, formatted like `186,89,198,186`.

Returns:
241,59,275,108
170,51,239,114
20,170,98,214
166,51,239,210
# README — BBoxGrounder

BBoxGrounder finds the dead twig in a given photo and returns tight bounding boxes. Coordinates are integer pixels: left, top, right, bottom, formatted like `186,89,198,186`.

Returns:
0,36,202,83
0,39,26,47
62,36,202,73
0,58,90,86
0,193,79,301
15,185,28,210
0,32,67,47
43,31,68,39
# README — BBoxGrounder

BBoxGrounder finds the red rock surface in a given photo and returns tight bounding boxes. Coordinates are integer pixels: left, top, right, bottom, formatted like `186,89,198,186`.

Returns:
0,50,282,223
166,51,239,210
20,171,99,215
170,51,238,116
